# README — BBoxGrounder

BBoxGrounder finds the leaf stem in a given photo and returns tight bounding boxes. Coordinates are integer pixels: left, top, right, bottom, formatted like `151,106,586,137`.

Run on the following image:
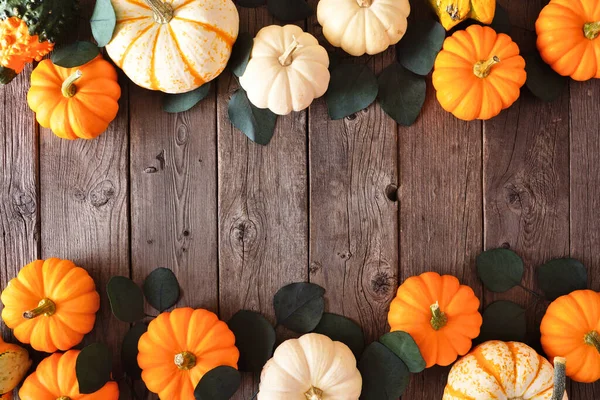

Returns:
517,283,544,298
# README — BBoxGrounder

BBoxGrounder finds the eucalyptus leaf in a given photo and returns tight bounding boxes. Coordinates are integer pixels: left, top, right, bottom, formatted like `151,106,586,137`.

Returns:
326,64,378,120
273,282,325,333
377,63,426,126
478,301,526,343
121,323,147,380
229,32,253,77
228,88,277,145
51,41,100,68
397,19,445,76
359,342,410,400
163,83,211,113
76,343,113,394
313,313,365,358
537,258,587,300
90,0,116,47
490,4,511,34
107,276,145,322
525,53,567,103
267,0,312,22
237,0,266,7
143,267,180,312
476,248,524,292
194,366,241,400
228,310,276,373
379,331,426,373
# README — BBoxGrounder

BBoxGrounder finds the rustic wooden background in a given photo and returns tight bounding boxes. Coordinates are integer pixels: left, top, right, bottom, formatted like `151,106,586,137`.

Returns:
1,0,600,398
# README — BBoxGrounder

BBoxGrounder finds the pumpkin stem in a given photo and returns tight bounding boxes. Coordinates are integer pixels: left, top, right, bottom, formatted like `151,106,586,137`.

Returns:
174,351,196,370
356,0,372,7
144,0,174,24
56,397,72,400
446,3,463,21
304,386,323,400
23,298,56,319
473,56,500,79
278,35,303,67
551,357,566,400
584,21,600,40
584,330,600,353
430,301,448,330
61,70,83,98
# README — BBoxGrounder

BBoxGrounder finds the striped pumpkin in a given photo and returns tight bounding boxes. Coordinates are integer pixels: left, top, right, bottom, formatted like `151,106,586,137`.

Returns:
106,0,239,94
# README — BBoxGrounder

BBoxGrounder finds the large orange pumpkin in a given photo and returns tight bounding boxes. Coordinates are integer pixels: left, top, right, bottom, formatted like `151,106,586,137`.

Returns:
27,56,121,140
433,24,526,121
138,308,239,400
1,258,100,353
540,289,600,383
536,0,600,81
388,271,482,368
19,350,119,400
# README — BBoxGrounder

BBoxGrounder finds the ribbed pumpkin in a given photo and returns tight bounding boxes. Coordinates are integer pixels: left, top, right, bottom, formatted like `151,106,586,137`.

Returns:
536,0,600,81
138,308,239,400
19,350,119,400
1,258,100,353
429,0,496,31
105,0,239,93
443,341,568,399
0,336,31,395
388,271,482,368
27,56,121,140
540,289,600,383
433,24,526,121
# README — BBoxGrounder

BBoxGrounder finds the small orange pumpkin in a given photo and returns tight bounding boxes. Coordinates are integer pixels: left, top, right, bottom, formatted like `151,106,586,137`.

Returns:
433,24,526,121
1,258,100,353
540,289,600,383
27,56,121,140
0,336,31,395
138,308,239,400
536,0,600,81
388,271,482,368
19,350,119,400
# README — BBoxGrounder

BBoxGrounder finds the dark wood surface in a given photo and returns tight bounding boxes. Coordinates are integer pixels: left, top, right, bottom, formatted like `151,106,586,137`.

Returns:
1,0,600,398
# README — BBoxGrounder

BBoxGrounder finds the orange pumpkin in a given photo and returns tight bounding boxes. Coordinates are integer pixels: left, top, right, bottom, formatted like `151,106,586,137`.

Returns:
27,56,121,140
433,24,526,121
536,0,600,81
540,289,600,383
1,258,100,353
19,350,119,400
138,308,239,400
388,271,482,368
0,336,31,395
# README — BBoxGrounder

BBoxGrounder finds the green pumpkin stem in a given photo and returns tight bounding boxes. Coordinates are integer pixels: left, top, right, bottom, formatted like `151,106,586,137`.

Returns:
584,21,600,40
584,330,600,353
61,70,83,98
430,302,448,330
473,56,500,79
174,351,196,370
304,386,323,400
145,0,174,24
551,357,566,400
23,298,56,319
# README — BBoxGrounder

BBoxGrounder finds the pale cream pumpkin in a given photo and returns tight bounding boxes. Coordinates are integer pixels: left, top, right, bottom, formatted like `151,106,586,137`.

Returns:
239,25,330,115
443,341,568,400
106,0,239,93
317,0,410,56
257,333,362,400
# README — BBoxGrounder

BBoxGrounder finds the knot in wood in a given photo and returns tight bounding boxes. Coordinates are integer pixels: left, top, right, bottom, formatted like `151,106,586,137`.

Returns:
176,124,189,145
370,270,394,297
13,191,36,216
89,180,116,208
232,219,258,246
72,188,86,201
309,261,322,274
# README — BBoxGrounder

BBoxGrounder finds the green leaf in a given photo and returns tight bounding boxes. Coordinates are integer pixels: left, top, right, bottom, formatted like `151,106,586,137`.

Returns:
525,53,568,103
107,276,145,322
359,342,410,400
537,258,587,300
313,313,365,358
228,32,253,77
478,301,526,343
227,310,276,373
162,83,211,113
477,248,524,292
194,366,241,400
326,64,378,120
377,63,426,126
490,4,511,35
121,323,147,380
51,41,100,68
228,88,277,145
397,19,445,76
90,0,116,47
237,0,265,6
267,0,312,22
379,331,426,373
76,343,113,394
143,267,180,312
273,282,325,333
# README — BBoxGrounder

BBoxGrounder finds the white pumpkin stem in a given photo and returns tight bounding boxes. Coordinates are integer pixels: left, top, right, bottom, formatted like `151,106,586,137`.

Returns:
144,0,174,24
356,0,372,7
584,21,600,40
430,301,448,330
278,35,303,67
304,386,323,400
23,298,56,319
473,56,500,79
551,357,566,400
61,70,82,98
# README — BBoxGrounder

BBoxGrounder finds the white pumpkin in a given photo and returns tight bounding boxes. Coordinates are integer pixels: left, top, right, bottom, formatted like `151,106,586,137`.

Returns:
258,333,362,400
317,0,410,56
106,0,239,93
443,341,568,400
239,25,330,116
